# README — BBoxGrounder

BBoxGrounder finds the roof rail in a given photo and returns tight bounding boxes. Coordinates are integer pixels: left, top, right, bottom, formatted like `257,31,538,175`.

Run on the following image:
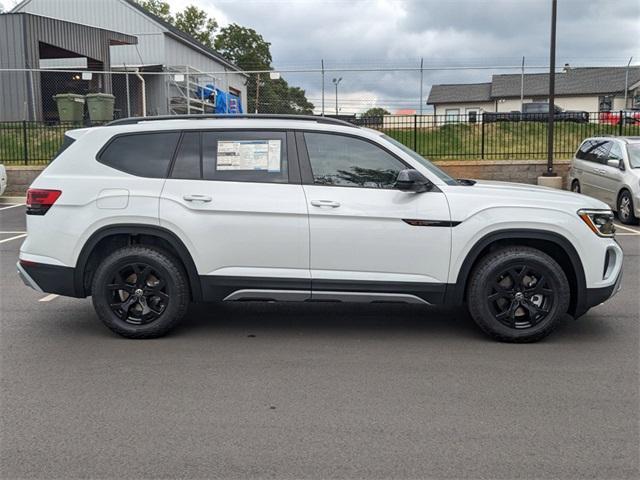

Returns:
106,114,358,128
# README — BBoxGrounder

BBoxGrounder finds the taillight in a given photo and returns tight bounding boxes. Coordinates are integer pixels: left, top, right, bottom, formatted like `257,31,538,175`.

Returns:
26,189,61,215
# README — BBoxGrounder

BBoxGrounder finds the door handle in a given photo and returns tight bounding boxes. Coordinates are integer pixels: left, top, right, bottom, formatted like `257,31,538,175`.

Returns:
183,194,212,203
310,200,341,208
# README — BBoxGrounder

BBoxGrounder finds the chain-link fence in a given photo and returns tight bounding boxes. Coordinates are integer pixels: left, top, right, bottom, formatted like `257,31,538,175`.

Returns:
1,66,639,164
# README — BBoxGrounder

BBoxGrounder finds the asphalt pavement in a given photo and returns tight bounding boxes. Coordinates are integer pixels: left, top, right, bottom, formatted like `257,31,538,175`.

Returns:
1,203,639,479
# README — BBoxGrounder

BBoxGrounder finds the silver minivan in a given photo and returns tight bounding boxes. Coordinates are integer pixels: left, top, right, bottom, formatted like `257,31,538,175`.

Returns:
569,136,640,224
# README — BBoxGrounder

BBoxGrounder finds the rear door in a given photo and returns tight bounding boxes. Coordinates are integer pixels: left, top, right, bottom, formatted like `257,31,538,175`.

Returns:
577,139,611,201
298,131,451,303
159,129,310,300
594,141,625,207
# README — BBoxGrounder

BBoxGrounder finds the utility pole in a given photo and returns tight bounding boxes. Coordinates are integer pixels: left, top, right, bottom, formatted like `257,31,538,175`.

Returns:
332,77,342,116
255,72,260,114
545,0,557,177
623,56,633,125
321,59,325,116
520,56,525,111
419,57,424,115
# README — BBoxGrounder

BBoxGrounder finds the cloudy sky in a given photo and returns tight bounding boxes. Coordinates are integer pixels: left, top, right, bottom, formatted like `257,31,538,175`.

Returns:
3,0,639,113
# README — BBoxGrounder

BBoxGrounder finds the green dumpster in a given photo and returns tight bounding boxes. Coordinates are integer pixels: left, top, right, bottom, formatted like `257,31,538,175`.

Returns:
53,93,85,123
86,93,115,123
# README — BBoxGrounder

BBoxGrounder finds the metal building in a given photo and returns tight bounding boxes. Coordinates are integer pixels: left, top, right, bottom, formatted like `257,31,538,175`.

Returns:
0,12,137,121
12,0,248,115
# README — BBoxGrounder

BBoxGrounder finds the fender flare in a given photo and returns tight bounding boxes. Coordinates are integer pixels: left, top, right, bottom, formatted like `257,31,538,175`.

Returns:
444,228,587,316
74,224,202,300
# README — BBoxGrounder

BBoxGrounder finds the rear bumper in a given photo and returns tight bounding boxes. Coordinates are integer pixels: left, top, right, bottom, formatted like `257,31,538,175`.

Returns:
17,260,80,297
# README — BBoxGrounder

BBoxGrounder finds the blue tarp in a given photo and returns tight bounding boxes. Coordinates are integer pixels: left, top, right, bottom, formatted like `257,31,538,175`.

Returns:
194,84,243,114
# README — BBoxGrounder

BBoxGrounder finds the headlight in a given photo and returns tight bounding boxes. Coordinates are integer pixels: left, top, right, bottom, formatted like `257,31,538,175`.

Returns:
578,209,615,237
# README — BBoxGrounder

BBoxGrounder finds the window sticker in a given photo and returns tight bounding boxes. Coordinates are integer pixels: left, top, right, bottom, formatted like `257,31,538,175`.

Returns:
216,140,281,172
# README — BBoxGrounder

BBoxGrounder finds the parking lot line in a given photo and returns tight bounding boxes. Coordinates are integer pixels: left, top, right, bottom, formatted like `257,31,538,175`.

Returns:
38,294,59,302
0,231,26,234
0,233,27,244
615,224,640,234
0,204,24,211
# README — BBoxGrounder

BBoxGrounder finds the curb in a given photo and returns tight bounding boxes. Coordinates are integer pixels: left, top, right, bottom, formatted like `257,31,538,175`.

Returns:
0,196,26,204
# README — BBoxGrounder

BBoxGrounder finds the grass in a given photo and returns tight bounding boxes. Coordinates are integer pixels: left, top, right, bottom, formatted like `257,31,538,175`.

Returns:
0,123,68,165
1,120,639,165
384,121,640,160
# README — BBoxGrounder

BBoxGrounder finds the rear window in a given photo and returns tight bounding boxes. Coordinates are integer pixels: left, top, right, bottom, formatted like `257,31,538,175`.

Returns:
98,132,180,178
52,134,76,160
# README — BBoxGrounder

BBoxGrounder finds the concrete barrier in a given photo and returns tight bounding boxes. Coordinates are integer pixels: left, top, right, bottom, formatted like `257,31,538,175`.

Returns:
1,160,571,197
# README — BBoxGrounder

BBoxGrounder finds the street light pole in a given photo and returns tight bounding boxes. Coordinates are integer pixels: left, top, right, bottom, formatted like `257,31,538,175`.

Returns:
332,77,342,116
546,0,557,177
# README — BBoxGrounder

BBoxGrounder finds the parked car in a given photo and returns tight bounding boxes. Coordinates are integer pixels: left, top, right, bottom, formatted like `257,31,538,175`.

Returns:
18,115,622,342
569,136,640,224
0,164,7,197
599,110,640,125
483,102,589,123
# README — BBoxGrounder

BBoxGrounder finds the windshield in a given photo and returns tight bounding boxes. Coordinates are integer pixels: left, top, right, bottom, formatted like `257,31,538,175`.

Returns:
627,144,640,168
381,135,458,185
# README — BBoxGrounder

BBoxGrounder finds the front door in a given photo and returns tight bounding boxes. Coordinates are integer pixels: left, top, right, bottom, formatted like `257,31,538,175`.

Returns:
160,130,310,300
298,131,452,303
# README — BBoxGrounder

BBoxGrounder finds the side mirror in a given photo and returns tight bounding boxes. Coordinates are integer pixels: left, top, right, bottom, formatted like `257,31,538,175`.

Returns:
607,158,621,169
395,169,433,193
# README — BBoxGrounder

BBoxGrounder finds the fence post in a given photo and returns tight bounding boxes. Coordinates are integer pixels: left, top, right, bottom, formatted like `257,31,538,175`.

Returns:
22,120,29,165
413,115,418,152
618,110,624,135
480,119,485,159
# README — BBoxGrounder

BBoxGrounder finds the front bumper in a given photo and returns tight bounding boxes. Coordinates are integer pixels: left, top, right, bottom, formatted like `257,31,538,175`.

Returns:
581,266,623,314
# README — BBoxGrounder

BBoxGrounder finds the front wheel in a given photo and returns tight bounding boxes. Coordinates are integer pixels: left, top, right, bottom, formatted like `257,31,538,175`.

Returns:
91,246,190,338
467,247,570,343
617,190,638,225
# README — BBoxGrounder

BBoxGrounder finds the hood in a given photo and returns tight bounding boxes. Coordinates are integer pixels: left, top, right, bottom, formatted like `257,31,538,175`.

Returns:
445,179,610,219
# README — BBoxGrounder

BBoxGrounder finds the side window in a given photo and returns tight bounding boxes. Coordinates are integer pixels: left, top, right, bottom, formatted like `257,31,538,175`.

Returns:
202,131,288,183
304,132,405,189
577,140,610,164
608,142,624,162
99,132,180,178
171,132,201,179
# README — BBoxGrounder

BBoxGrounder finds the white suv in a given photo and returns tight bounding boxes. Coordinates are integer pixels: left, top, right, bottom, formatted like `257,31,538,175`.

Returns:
18,115,623,342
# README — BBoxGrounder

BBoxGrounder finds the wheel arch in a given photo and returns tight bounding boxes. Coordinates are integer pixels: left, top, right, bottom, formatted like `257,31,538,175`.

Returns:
75,224,202,301
445,229,587,317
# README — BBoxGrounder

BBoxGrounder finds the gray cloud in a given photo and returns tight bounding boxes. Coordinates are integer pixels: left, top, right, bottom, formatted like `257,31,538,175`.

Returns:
193,0,640,112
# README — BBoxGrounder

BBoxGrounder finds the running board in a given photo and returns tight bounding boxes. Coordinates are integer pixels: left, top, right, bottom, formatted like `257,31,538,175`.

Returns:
223,289,429,304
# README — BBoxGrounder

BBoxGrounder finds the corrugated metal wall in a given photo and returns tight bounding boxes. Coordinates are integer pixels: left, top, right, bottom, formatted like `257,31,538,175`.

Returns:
0,15,31,121
15,0,166,67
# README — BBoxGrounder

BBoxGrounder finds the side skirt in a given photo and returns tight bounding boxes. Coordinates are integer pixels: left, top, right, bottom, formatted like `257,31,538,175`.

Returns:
201,276,446,304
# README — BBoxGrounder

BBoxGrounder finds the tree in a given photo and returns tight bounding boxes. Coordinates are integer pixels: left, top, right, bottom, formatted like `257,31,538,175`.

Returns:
362,107,390,117
136,0,172,22
174,5,218,48
215,24,313,114
214,24,272,71
135,2,217,47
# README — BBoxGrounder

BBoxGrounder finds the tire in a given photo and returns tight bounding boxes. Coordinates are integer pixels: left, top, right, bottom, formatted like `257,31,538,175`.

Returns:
571,180,580,193
617,190,638,225
467,246,570,343
91,245,190,339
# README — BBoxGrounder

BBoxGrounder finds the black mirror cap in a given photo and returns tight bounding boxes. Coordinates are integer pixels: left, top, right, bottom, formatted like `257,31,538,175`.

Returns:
395,169,433,193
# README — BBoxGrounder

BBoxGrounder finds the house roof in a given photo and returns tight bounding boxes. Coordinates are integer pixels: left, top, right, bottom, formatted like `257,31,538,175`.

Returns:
121,0,245,75
491,67,640,98
428,67,640,105
427,82,492,104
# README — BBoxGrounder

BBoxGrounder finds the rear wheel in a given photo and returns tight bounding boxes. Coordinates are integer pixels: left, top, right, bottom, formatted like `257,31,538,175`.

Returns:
467,247,570,343
571,180,580,193
91,246,190,338
617,190,638,225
